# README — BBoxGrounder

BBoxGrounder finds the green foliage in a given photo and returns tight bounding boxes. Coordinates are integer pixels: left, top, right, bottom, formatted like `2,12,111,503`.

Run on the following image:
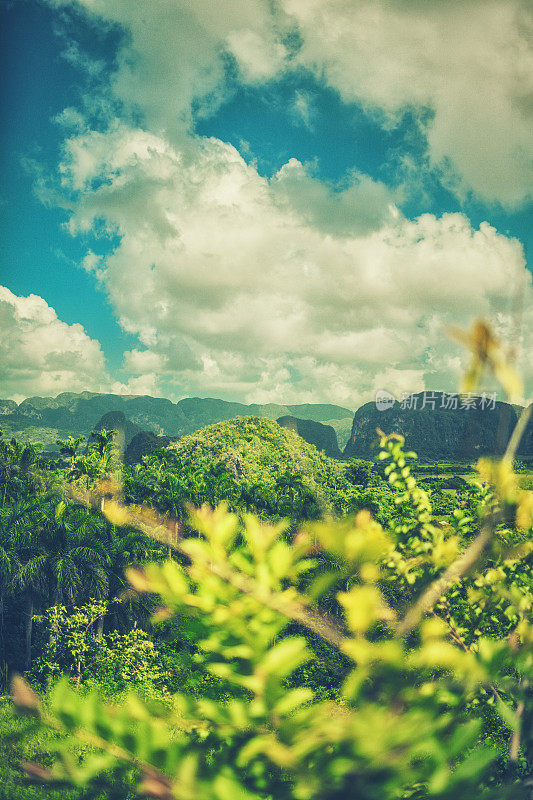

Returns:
9,429,533,799
3,391,533,800
0,699,95,800
32,602,168,695
56,437,86,468
0,434,46,506
67,428,123,487
343,459,378,487
0,429,160,678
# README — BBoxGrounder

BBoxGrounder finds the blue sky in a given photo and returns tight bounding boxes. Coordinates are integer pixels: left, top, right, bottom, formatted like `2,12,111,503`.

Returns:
1,0,136,369
1,0,532,405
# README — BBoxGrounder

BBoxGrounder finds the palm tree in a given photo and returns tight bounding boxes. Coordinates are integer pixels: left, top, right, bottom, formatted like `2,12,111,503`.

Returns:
70,429,120,486
0,502,24,677
9,495,50,669
90,429,116,456
12,499,108,668
97,523,159,634
274,470,304,515
0,437,42,507
56,436,85,470
125,460,190,528
40,502,109,607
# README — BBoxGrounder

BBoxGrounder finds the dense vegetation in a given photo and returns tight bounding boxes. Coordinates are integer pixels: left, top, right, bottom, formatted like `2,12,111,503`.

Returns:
0,333,532,800
124,417,396,523
0,419,398,681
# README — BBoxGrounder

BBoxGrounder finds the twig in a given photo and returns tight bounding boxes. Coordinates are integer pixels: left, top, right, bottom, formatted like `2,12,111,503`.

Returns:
65,484,347,649
394,514,500,638
432,608,469,653
504,402,532,462
432,606,504,704
207,559,346,648
509,700,524,761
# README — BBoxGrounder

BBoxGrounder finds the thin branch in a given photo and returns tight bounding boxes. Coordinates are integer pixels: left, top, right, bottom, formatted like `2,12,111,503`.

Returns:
504,402,532,463
394,514,499,638
65,484,347,649
432,605,504,704
509,700,524,761
207,559,346,649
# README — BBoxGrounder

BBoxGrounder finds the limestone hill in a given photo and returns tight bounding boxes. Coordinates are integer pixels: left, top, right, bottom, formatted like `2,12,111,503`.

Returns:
276,416,341,458
344,392,531,462
162,416,344,506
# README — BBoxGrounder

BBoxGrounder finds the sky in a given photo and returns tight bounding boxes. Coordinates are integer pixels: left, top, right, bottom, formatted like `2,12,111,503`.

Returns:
1,0,532,407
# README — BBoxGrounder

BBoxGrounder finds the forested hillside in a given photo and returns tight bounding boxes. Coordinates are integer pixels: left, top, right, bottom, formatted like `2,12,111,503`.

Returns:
0,392,353,452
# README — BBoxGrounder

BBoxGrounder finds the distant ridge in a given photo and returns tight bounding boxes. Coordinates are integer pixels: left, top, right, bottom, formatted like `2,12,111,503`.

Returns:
0,391,353,451
2,390,530,462
277,416,341,459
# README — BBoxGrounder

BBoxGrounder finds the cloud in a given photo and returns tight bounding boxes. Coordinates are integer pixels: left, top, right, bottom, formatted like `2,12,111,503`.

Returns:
50,0,533,206
271,159,398,237
282,0,533,206
0,286,169,401
49,0,288,133
56,124,533,405
291,91,315,130
226,29,287,82
32,0,532,406
0,287,110,400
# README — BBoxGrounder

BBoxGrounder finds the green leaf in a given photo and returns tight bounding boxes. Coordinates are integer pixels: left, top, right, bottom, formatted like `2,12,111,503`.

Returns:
261,637,310,679
273,687,313,716
213,768,261,800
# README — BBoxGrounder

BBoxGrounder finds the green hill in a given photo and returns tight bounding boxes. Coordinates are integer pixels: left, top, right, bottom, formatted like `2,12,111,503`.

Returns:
166,416,343,488
133,417,346,518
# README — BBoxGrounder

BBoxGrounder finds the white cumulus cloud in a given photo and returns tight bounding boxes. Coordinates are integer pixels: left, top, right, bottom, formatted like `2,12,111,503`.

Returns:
56,125,533,405
50,0,533,205
0,287,110,400
282,0,533,205
32,0,533,406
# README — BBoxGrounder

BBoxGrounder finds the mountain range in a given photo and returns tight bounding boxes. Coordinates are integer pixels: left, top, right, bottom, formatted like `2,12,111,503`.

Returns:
0,391,531,463
0,392,353,452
